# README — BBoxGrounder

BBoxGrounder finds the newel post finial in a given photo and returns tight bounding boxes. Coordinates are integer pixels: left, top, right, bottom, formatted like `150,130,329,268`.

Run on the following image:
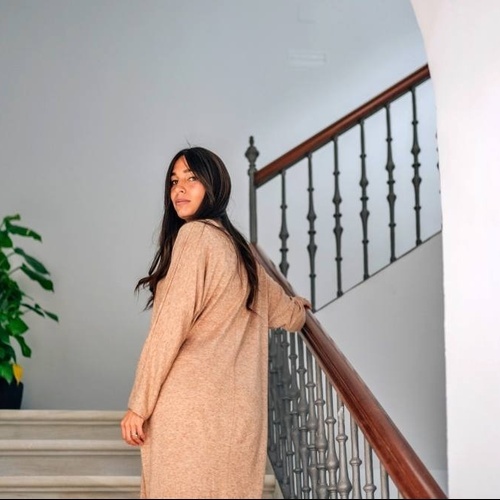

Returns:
245,136,259,244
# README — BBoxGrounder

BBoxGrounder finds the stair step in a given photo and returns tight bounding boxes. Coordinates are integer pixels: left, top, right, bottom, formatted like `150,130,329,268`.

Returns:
0,410,123,440
0,440,140,476
0,475,277,499
0,475,140,499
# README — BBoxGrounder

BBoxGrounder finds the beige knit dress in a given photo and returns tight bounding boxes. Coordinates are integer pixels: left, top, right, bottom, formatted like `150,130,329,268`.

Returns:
128,220,307,499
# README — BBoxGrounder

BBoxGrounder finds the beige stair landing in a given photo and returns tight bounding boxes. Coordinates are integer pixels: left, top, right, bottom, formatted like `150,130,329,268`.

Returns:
0,410,279,499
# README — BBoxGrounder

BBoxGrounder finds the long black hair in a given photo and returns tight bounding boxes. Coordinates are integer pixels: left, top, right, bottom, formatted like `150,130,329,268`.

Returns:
136,146,258,311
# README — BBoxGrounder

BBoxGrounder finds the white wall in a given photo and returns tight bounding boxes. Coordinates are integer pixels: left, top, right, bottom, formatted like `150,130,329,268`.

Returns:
411,1,500,498
0,0,429,410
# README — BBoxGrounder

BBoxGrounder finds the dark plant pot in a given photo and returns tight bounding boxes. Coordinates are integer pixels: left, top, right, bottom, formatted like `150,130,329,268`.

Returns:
0,379,24,409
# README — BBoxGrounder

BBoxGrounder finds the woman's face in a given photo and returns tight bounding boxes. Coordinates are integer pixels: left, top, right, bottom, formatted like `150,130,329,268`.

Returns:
170,156,206,221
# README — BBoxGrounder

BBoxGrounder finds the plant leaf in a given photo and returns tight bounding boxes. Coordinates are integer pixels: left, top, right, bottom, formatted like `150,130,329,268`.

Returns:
0,363,13,384
0,251,10,271
0,341,16,361
14,248,49,274
21,303,46,318
0,231,13,248
21,303,58,322
44,310,59,322
12,363,23,383
14,336,31,358
2,214,20,225
20,264,54,291
7,317,29,335
5,223,42,242
0,326,14,345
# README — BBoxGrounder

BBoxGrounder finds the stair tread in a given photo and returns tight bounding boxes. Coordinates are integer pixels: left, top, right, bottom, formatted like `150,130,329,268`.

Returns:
0,476,140,486
0,439,139,451
0,410,123,424
0,475,275,483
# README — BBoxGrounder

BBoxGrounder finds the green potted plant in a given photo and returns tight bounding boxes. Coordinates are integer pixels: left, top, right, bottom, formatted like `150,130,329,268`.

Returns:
0,214,58,409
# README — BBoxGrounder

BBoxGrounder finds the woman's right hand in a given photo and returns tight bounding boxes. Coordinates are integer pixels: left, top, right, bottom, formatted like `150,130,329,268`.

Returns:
297,296,313,310
121,409,146,446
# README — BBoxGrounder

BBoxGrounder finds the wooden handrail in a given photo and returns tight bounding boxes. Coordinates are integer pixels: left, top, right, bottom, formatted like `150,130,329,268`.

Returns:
253,241,446,499
254,64,430,188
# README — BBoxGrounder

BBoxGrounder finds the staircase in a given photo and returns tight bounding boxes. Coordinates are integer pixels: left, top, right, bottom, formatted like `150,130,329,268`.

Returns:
0,410,279,499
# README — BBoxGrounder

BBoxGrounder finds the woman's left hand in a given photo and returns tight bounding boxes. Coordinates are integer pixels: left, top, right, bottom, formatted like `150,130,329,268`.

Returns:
121,409,146,446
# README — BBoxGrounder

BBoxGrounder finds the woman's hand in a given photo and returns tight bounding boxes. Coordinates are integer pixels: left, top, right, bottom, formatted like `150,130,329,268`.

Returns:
121,409,146,446
297,297,313,310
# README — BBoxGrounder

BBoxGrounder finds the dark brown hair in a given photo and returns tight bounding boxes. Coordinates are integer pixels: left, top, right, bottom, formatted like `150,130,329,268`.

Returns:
136,146,258,311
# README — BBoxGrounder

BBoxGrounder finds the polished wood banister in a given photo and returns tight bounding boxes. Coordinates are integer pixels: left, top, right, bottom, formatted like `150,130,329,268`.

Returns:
253,241,446,499
254,64,430,188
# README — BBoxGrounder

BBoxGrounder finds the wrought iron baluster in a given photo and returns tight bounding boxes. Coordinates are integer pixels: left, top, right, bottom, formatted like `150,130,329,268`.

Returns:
332,137,344,298
288,332,303,498
336,398,352,499
280,330,293,498
359,120,370,280
363,439,376,499
307,154,317,310
306,349,319,498
279,170,290,277
411,87,422,246
297,336,311,498
380,462,390,499
306,349,318,498
245,136,259,244
385,104,397,262
349,418,362,499
268,331,278,464
325,382,339,498
315,368,328,499
275,330,288,493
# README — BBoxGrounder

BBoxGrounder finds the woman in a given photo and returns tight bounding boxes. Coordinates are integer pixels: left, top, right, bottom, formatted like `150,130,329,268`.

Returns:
121,146,310,499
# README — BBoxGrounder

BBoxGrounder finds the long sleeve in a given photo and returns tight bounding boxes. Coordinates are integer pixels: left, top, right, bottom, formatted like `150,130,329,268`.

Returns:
128,222,208,419
261,265,307,332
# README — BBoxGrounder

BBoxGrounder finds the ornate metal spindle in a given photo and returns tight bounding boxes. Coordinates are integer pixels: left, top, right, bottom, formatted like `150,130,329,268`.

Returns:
349,418,362,499
307,154,317,310
336,398,352,499
359,120,370,280
315,368,328,499
380,462,390,499
325,382,339,499
306,349,319,498
275,330,288,491
269,332,284,480
268,331,278,464
289,332,304,497
245,136,259,244
280,330,294,498
411,87,422,246
385,104,397,262
362,439,376,499
297,336,311,498
279,170,290,277
332,137,344,298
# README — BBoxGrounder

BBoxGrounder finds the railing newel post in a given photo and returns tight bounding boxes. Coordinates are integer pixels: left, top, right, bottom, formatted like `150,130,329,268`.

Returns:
245,136,259,244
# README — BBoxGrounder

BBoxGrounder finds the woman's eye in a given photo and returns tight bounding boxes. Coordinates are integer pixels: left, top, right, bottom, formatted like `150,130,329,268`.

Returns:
171,179,178,186
189,176,197,182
